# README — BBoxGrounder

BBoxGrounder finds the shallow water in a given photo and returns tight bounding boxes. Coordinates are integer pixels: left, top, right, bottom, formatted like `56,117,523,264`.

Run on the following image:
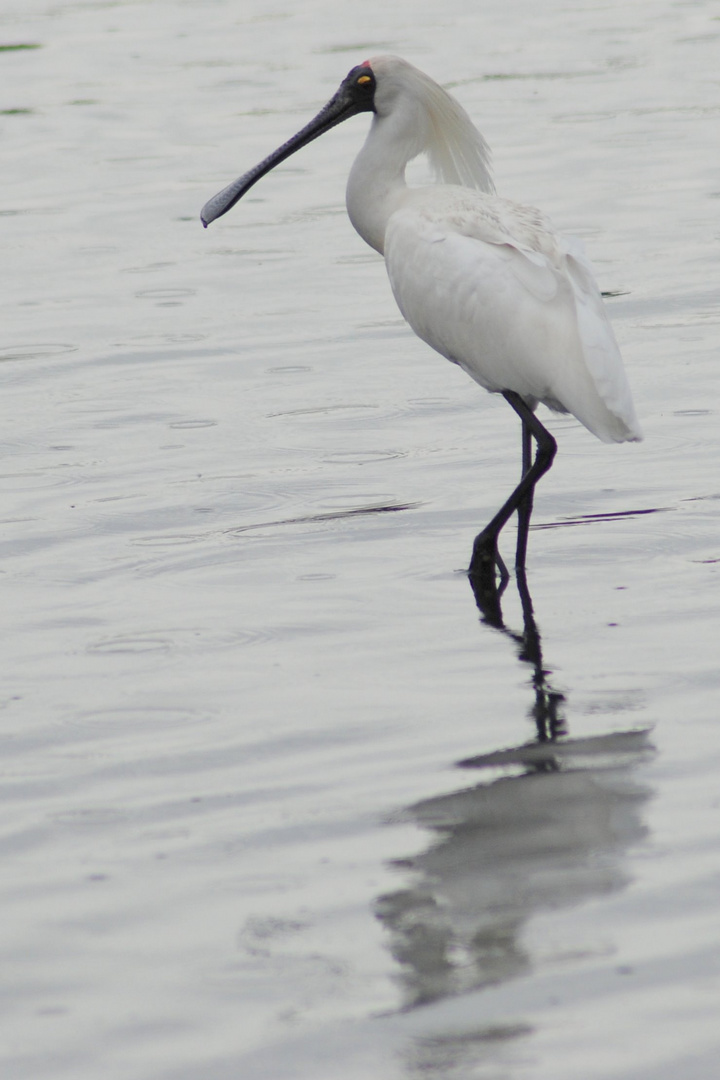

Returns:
2,1,720,1077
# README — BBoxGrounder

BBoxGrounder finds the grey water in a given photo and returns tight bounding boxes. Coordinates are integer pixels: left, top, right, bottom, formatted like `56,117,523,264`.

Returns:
2,1,720,1077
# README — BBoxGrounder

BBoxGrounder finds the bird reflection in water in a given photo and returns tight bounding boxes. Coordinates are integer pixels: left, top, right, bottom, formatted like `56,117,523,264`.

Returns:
375,557,654,1045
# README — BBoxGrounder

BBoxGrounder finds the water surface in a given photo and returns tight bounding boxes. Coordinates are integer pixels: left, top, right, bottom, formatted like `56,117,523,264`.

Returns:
2,1,720,1077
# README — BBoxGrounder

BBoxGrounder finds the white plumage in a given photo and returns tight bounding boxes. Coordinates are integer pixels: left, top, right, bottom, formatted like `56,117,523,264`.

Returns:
201,55,642,575
345,56,641,444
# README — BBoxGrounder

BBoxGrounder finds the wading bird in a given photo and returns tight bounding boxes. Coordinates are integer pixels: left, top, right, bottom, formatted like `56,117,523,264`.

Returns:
201,56,641,583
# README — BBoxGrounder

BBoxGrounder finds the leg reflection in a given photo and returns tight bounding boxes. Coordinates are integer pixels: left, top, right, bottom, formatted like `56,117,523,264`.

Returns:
468,545,567,747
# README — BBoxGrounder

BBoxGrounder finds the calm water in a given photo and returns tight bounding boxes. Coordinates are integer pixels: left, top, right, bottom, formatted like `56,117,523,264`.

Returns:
2,1,720,1077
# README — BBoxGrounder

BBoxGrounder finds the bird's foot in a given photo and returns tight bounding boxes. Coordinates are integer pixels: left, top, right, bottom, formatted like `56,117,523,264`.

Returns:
469,532,506,579
468,533,508,626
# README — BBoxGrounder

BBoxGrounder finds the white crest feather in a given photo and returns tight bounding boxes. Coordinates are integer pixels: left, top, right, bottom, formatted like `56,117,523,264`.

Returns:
370,56,495,194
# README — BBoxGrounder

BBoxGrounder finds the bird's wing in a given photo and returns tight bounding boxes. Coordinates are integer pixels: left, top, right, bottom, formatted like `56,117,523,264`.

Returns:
407,197,565,300
384,200,642,442
385,202,571,392
557,235,640,434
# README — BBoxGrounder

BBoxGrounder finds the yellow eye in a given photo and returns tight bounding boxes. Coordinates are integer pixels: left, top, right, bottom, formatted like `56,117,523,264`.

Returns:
357,75,371,85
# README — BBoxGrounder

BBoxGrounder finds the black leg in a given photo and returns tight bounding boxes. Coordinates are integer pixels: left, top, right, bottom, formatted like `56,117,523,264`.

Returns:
521,413,533,477
515,417,535,570
469,391,557,582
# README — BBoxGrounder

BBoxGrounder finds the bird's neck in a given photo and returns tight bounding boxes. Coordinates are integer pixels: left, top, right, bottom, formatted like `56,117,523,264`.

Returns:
346,113,418,255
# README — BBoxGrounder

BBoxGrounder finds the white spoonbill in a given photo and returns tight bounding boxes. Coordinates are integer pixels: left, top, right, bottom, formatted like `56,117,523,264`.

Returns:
201,56,642,581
